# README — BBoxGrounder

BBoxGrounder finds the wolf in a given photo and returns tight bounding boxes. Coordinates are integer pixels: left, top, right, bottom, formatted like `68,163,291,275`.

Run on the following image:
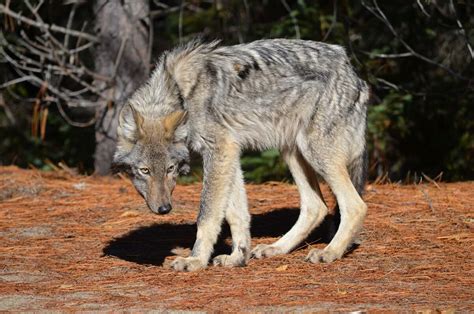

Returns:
112,38,369,271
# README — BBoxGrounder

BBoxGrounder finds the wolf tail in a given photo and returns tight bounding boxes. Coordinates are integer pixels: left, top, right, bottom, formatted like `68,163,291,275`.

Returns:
349,79,370,196
348,148,368,196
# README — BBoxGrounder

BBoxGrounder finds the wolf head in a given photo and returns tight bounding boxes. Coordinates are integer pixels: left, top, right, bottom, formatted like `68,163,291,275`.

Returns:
112,104,189,215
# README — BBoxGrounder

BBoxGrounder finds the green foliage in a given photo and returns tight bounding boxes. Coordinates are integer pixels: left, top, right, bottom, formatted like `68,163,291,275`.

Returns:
367,91,413,175
241,149,289,183
0,95,95,172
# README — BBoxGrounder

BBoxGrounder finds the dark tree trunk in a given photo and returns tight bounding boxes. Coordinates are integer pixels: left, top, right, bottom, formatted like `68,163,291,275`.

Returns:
93,0,151,175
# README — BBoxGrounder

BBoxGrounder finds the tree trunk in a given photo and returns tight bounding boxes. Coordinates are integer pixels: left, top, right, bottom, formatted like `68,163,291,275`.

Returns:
93,0,151,175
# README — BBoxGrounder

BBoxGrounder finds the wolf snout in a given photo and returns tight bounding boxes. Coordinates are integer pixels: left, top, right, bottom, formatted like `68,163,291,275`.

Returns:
149,203,172,215
158,203,172,214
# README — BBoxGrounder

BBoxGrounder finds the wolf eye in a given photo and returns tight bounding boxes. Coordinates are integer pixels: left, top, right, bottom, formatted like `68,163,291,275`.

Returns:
139,167,150,175
167,164,176,173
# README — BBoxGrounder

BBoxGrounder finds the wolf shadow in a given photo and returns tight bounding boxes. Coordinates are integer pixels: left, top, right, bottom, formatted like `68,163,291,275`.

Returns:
102,208,341,266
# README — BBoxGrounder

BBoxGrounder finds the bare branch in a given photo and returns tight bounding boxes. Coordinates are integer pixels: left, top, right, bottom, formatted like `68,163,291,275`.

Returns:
1,46,42,73
281,0,300,39
361,50,413,59
0,76,36,89
153,1,169,10
150,6,180,18
416,0,431,18
376,78,401,91
1,0,151,135
0,4,98,42
322,0,337,42
112,37,128,79
32,0,45,14
178,0,185,43
0,94,16,125
147,14,153,63
362,0,468,80
449,0,474,60
63,2,78,51
5,64,99,108
55,102,97,127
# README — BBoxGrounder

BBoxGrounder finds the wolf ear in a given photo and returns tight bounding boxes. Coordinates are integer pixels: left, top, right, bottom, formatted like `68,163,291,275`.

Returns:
163,110,188,141
118,103,144,142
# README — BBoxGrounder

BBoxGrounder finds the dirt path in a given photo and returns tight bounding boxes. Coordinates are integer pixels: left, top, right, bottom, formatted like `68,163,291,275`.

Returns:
0,166,472,311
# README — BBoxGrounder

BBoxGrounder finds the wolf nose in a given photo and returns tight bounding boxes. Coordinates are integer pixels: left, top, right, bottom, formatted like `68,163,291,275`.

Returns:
158,203,172,215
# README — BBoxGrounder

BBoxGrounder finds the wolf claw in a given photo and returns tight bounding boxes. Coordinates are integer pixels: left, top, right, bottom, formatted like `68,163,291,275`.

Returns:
212,254,247,267
171,256,206,271
305,248,341,264
251,244,284,259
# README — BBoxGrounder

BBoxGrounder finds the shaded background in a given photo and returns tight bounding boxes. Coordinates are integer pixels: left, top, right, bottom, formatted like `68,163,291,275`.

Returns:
0,0,473,182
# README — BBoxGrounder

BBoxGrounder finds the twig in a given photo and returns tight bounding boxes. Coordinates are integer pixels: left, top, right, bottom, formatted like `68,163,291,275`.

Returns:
416,0,431,18
55,1,78,87
421,173,440,189
362,0,468,80
0,94,16,125
153,0,170,10
0,76,35,88
55,102,96,128
0,4,98,42
241,0,251,41
322,0,337,42
178,0,185,43
363,51,413,59
63,2,78,53
69,41,94,54
418,186,435,213
150,6,180,19
449,0,474,60
3,41,101,82
281,0,300,39
376,78,401,91
0,46,42,73
343,16,363,67
147,15,153,65
433,172,443,182
10,66,99,107
378,265,398,279
295,238,322,252
112,37,128,79
32,0,45,15
4,87,37,103
18,37,55,62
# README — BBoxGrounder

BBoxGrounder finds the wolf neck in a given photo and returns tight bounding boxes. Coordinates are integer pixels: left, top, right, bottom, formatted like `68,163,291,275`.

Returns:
129,61,183,119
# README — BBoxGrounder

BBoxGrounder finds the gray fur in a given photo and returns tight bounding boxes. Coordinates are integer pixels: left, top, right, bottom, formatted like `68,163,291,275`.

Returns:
114,38,370,271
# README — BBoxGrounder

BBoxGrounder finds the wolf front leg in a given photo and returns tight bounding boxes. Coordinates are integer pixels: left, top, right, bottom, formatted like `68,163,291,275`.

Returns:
171,137,241,271
212,166,251,267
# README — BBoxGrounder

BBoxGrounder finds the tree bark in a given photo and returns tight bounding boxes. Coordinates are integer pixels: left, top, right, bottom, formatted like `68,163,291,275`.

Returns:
93,0,151,175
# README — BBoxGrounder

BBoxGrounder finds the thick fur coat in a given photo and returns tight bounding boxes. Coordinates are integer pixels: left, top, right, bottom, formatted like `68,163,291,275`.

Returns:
114,39,369,271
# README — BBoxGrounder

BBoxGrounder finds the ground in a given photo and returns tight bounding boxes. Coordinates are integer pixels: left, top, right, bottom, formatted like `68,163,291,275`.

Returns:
0,166,472,311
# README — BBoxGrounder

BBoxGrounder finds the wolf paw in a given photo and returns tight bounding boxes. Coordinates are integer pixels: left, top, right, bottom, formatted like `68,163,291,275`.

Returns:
171,256,206,271
305,248,342,264
251,244,283,259
212,254,247,267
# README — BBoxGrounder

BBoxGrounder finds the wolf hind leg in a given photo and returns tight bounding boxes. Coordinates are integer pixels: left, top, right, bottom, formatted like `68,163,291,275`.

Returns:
213,167,251,267
299,146,367,263
251,149,328,259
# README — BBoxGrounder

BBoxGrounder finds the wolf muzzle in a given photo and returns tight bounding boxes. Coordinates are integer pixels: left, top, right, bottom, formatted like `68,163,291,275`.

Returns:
151,203,172,215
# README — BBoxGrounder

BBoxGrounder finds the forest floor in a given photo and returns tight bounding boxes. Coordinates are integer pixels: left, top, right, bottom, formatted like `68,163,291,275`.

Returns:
0,166,472,311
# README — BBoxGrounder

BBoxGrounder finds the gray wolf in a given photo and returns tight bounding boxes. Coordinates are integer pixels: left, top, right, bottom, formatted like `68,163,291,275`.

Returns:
113,38,369,271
